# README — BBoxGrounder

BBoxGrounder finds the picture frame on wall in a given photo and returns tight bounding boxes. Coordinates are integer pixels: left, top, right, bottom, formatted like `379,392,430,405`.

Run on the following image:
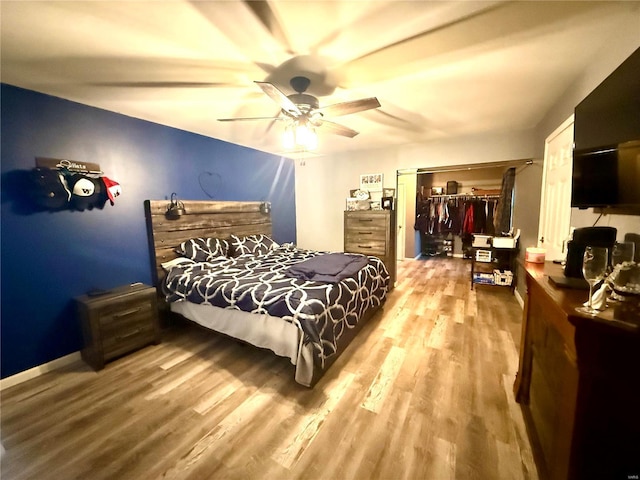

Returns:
360,173,383,191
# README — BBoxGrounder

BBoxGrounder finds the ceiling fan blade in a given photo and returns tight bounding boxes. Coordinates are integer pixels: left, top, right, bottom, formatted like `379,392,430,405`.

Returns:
338,1,600,87
318,120,359,138
255,81,301,116
242,0,294,54
317,97,381,118
218,116,283,122
90,81,237,88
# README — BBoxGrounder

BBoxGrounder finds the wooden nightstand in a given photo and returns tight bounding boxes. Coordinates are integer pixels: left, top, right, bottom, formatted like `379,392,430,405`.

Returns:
76,283,161,370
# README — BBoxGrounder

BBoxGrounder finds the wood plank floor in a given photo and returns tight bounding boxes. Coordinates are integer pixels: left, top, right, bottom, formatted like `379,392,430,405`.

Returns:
0,258,539,480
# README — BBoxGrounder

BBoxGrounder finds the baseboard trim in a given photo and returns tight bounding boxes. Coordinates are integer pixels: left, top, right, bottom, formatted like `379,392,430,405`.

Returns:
514,289,525,309
0,351,82,391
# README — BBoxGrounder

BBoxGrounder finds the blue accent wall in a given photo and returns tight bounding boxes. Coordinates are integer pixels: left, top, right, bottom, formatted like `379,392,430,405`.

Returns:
0,84,297,378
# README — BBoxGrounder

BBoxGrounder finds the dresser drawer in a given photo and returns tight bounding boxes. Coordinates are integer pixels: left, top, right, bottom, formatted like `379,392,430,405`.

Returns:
344,238,387,256
345,214,387,232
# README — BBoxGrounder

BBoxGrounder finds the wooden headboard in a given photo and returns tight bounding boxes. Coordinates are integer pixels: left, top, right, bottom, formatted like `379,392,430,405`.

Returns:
144,200,272,287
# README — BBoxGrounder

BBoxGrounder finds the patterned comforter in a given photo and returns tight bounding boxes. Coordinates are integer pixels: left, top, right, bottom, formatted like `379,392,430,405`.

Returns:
162,244,389,365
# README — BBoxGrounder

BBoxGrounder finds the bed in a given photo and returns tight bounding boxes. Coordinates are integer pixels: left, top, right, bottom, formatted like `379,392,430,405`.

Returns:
144,200,389,387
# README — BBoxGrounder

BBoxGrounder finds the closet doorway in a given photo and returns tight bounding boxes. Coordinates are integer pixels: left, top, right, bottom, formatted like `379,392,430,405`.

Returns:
396,160,531,259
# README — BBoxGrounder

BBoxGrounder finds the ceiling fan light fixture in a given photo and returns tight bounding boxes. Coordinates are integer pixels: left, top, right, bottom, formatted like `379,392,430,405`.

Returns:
282,120,317,150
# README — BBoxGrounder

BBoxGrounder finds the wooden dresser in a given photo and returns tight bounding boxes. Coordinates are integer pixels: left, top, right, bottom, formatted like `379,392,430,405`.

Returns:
514,262,639,480
344,210,396,289
77,283,161,370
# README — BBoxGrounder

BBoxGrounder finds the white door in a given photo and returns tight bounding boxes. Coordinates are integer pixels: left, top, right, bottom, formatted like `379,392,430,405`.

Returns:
538,115,574,262
396,182,406,260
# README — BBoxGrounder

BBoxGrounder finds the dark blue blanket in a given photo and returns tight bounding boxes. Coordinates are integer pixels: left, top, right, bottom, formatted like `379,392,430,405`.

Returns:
284,252,369,283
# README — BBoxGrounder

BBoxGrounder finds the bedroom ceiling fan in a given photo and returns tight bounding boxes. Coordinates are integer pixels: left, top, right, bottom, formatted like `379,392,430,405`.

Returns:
218,76,381,149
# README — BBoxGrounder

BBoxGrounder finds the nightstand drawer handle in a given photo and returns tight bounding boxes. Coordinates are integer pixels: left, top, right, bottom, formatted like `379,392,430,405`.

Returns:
357,245,373,249
117,328,142,340
358,231,373,235
114,307,143,318
357,219,373,222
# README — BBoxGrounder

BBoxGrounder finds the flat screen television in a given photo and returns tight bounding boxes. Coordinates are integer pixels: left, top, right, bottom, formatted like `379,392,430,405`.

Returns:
571,47,640,209
571,140,640,209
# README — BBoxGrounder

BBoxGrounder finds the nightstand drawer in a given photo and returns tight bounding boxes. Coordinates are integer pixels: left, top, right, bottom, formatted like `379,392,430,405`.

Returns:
98,297,154,330
102,322,157,360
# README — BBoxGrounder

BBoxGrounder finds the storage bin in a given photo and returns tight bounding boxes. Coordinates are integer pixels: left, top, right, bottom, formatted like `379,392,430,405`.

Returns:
472,234,492,247
493,228,520,249
493,269,513,286
475,249,492,263
473,273,495,285
493,237,517,248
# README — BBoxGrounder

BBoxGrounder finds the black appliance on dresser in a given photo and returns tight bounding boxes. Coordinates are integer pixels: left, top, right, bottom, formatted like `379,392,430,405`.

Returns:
564,226,617,278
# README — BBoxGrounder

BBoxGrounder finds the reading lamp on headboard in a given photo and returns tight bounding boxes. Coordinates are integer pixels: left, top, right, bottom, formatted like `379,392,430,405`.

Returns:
165,193,185,219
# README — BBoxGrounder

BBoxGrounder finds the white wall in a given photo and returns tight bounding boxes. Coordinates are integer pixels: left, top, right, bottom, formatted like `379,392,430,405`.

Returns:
295,129,536,252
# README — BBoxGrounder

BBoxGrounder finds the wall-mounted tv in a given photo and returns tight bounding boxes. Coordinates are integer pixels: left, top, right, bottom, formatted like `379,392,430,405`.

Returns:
571,140,640,209
572,47,640,210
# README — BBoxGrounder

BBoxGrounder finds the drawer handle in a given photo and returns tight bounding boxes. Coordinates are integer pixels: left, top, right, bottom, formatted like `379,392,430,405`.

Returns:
114,307,143,318
358,231,373,235
357,219,373,222
117,328,142,341
357,245,373,249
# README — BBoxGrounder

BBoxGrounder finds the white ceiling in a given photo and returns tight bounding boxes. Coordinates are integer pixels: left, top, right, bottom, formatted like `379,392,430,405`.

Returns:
1,1,638,158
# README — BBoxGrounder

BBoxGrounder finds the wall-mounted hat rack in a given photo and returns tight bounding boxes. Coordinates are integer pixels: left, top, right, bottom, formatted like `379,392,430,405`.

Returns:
36,157,103,175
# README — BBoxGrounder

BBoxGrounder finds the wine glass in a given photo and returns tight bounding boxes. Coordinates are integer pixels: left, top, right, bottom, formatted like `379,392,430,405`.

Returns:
575,246,609,316
611,241,635,267
608,242,636,303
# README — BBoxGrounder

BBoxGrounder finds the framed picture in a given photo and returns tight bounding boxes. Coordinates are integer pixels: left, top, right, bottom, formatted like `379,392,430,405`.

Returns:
382,197,394,210
370,200,381,210
369,190,382,203
346,198,359,211
360,173,383,191
383,188,395,198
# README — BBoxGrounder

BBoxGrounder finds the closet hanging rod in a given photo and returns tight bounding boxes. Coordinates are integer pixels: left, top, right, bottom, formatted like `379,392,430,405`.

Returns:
405,158,536,175
429,193,501,199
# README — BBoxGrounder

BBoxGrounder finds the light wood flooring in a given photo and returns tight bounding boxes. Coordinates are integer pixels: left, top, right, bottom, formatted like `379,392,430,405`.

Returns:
0,257,539,480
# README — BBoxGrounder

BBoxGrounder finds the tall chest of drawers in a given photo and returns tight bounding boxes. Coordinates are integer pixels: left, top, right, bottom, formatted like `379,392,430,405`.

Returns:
344,210,397,289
